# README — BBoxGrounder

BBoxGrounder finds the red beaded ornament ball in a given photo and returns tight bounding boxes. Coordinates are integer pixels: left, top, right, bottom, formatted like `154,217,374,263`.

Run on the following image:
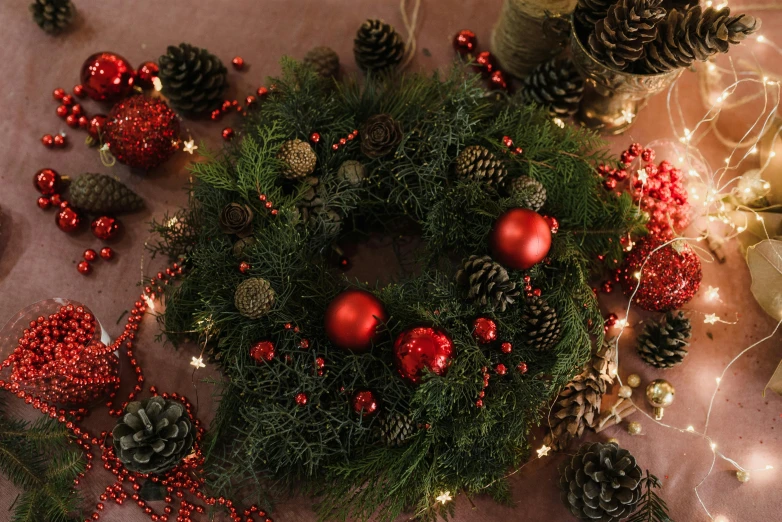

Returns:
295,392,308,406
393,326,454,384
56,206,81,233
104,95,180,170
79,52,135,103
324,289,387,352
489,208,552,270
351,390,379,416
33,168,62,196
472,317,497,344
250,340,275,363
91,216,121,241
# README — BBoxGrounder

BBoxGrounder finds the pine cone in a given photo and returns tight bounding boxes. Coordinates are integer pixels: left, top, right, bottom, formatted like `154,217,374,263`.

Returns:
377,412,415,447
455,255,520,312
360,114,403,159
303,46,340,79
640,6,760,74
234,278,275,319
521,57,584,118
455,145,508,187
30,0,74,34
354,19,405,73
560,442,643,521
575,0,614,29
544,339,617,451
507,176,547,211
588,0,667,70
337,160,366,186
219,203,254,237
112,396,194,475
296,177,326,223
69,173,144,214
521,296,562,350
232,237,257,259
277,139,317,180
158,43,228,114
636,311,691,368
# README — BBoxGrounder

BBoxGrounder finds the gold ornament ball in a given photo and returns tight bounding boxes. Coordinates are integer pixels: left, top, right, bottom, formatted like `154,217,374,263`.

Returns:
736,470,751,483
618,385,633,398
627,374,641,388
646,379,675,420
607,437,619,445
627,421,643,435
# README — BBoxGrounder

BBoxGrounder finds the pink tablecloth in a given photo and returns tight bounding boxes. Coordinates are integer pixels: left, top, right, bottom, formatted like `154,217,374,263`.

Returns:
0,1,780,521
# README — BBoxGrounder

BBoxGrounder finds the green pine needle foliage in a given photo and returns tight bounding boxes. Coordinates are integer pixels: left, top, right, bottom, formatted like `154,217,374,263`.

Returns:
150,58,645,521
626,472,675,522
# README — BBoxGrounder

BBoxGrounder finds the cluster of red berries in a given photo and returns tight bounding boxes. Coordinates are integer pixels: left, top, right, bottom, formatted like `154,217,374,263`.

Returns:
212,84,271,142
469,317,529,408
453,29,510,91
47,86,108,148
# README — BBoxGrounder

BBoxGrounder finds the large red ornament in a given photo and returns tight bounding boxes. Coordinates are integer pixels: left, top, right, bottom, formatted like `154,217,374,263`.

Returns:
104,95,180,170
489,208,552,270
619,236,702,312
80,52,135,103
249,340,275,363
91,216,121,240
56,206,81,233
324,289,387,352
394,326,454,384
34,168,62,195
351,390,379,416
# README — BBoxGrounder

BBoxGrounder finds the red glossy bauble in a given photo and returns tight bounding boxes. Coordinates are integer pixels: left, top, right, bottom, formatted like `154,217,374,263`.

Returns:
249,340,275,363
37,196,52,209
474,51,497,76
393,326,454,384
77,261,92,275
91,216,121,241
135,61,160,90
34,168,62,195
83,249,98,262
80,52,135,103
294,392,308,406
56,206,81,233
231,56,245,70
351,390,378,416
104,96,180,169
324,289,387,352
99,247,115,260
489,69,508,91
472,317,497,344
453,29,477,56
87,114,108,142
41,134,54,148
489,208,552,270
222,127,235,141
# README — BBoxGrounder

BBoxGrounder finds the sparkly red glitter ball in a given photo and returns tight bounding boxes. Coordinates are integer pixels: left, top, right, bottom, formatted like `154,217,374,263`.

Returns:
56,207,81,233
472,317,497,344
135,61,160,90
619,237,702,312
37,196,51,209
34,169,62,195
222,127,235,141
249,340,275,363
87,114,107,142
90,216,121,241
104,96,180,169
453,29,477,55
83,249,98,262
393,326,454,384
501,341,512,353
324,289,387,352
99,247,114,260
231,56,245,70
351,390,378,416
41,134,54,148
495,363,507,375
80,52,135,102
77,261,92,275
294,392,308,406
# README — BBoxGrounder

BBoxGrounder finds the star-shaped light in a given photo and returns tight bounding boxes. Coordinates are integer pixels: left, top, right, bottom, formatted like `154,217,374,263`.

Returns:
190,356,206,369
183,139,198,154
435,491,453,504
705,285,720,301
152,77,163,91
621,109,635,123
636,169,649,184
704,313,719,325
536,444,551,458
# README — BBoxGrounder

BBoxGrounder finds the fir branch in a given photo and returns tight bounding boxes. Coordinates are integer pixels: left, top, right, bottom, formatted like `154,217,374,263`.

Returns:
626,471,675,522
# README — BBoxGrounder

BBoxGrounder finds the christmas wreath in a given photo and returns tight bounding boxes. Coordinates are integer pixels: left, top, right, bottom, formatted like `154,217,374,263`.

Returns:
152,59,644,520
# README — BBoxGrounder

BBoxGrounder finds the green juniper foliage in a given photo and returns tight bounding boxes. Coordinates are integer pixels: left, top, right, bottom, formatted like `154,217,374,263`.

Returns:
150,59,645,520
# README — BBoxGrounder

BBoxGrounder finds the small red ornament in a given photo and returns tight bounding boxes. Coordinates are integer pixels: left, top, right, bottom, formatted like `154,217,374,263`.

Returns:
210,109,222,121
104,96,180,169
517,362,528,374
66,114,79,128
619,236,702,312
489,208,552,270
51,194,63,206
489,70,508,91
476,399,484,408
249,340,275,363
472,317,497,344
393,326,454,384
41,134,54,148
87,114,107,141
91,216,121,241
135,61,160,90
294,392,308,406
474,51,497,76
53,87,65,100
80,52,135,102
324,289,387,352
544,215,559,234
99,247,114,260
231,56,245,70
351,390,378,416
56,104,69,118
34,168,62,195
56,207,81,233
315,357,325,369
309,132,321,144
495,363,507,375
239,261,251,274
453,29,477,55
222,127,235,141
78,116,89,128
61,94,74,106
53,134,66,148
71,104,83,117
257,86,269,98
83,249,98,262
37,196,51,209
245,94,257,108
73,84,85,97
77,261,92,275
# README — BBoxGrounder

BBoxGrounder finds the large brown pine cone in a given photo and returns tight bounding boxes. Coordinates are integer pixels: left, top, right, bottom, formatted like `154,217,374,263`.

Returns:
354,19,405,72
158,43,227,114
636,311,691,368
521,296,562,350
575,0,615,28
588,0,666,70
30,0,74,34
520,57,584,118
69,173,144,215
360,114,403,159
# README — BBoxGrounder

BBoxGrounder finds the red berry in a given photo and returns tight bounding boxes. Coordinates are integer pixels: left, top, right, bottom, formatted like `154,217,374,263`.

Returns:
61,94,74,106
50,194,63,206
65,114,79,127
41,134,54,148
620,150,635,165
309,132,321,144
87,115,107,141
73,84,85,97
37,196,52,209
245,95,256,108
256,86,269,98
78,116,89,128
641,148,655,162
517,362,528,374
239,261,251,274
495,363,507,376
475,399,484,408
71,104,83,117
210,109,222,121
99,247,114,260
77,261,92,275
222,127,235,141
56,105,69,118
53,134,66,147
53,88,66,100
231,56,245,70
34,168,62,195
221,100,233,112
83,249,98,262
453,29,477,56
501,342,512,354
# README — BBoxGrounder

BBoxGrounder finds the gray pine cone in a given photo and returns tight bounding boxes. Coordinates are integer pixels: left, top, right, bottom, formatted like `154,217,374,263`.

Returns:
636,311,691,368
455,145,508,187
456,255,520,312
303,46,340,78
588,0,666,70
69,173,144,215
521,296,562,350
507,176,547,211
521,57,584,118
234,278,275,319
354,19,405,72
30,0,74,34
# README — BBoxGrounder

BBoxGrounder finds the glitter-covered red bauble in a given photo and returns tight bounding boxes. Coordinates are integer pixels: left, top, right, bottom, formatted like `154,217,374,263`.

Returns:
56,206,81,233
91,216,121,240
489,208,552,270
104,95,180,170
394,326,454,384
34,168,62,195
619,237,702,312
472,317,497,344
295,392,308,406
250,340,275,363
324,289,387,352
80,52,135,103
351,390,379,416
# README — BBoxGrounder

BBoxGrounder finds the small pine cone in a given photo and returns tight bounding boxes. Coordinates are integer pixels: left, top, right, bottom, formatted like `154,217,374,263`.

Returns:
303,46,340,79
277,139,317,180
30,0,74,34
455,145,508,187
636,311,691,368
507,176,547,211
377,412,415,447
588,0,666,70
234,278,275,319
574,0,614,29
455,255,520,312
521,57,584,118
296,177,325,223
354,19,405,73
337,160,366,186
232,237,257,259
521,296,562,350
69,173,144,214
158,43,228,114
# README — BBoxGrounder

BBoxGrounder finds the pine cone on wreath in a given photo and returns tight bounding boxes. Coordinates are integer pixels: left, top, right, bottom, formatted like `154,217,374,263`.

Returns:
295,177,341,231
588,0,667,70
455,145,508,188
69,173,144,215
544,338,617,451
520,57,584,118
636,311,691,368
560,441,644,522
234,278,275,319
158,43,228,114
277,139,317,180
112,396,194,475
455,255,520,312
377,412,416,447
354,19,405,73
303,46,340,79
30,0,74,34
507,176,547,211
521,296,562,350
336,160,367,186
574,0,614,31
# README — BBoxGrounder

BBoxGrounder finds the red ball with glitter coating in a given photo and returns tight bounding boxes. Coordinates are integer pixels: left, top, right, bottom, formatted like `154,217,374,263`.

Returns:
79,52,135,102
453,29,477,55
34,168,62,195
489,70,508,91
91,216,121,241
135,61,159,90
619,236,702,312
472,317,497,344
490,208,552,270
104,96,180,169
56,207,81,233
295,392,308,406
324,289,387,352
352,390,378,416
250,340,275,363
393,326,454,384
